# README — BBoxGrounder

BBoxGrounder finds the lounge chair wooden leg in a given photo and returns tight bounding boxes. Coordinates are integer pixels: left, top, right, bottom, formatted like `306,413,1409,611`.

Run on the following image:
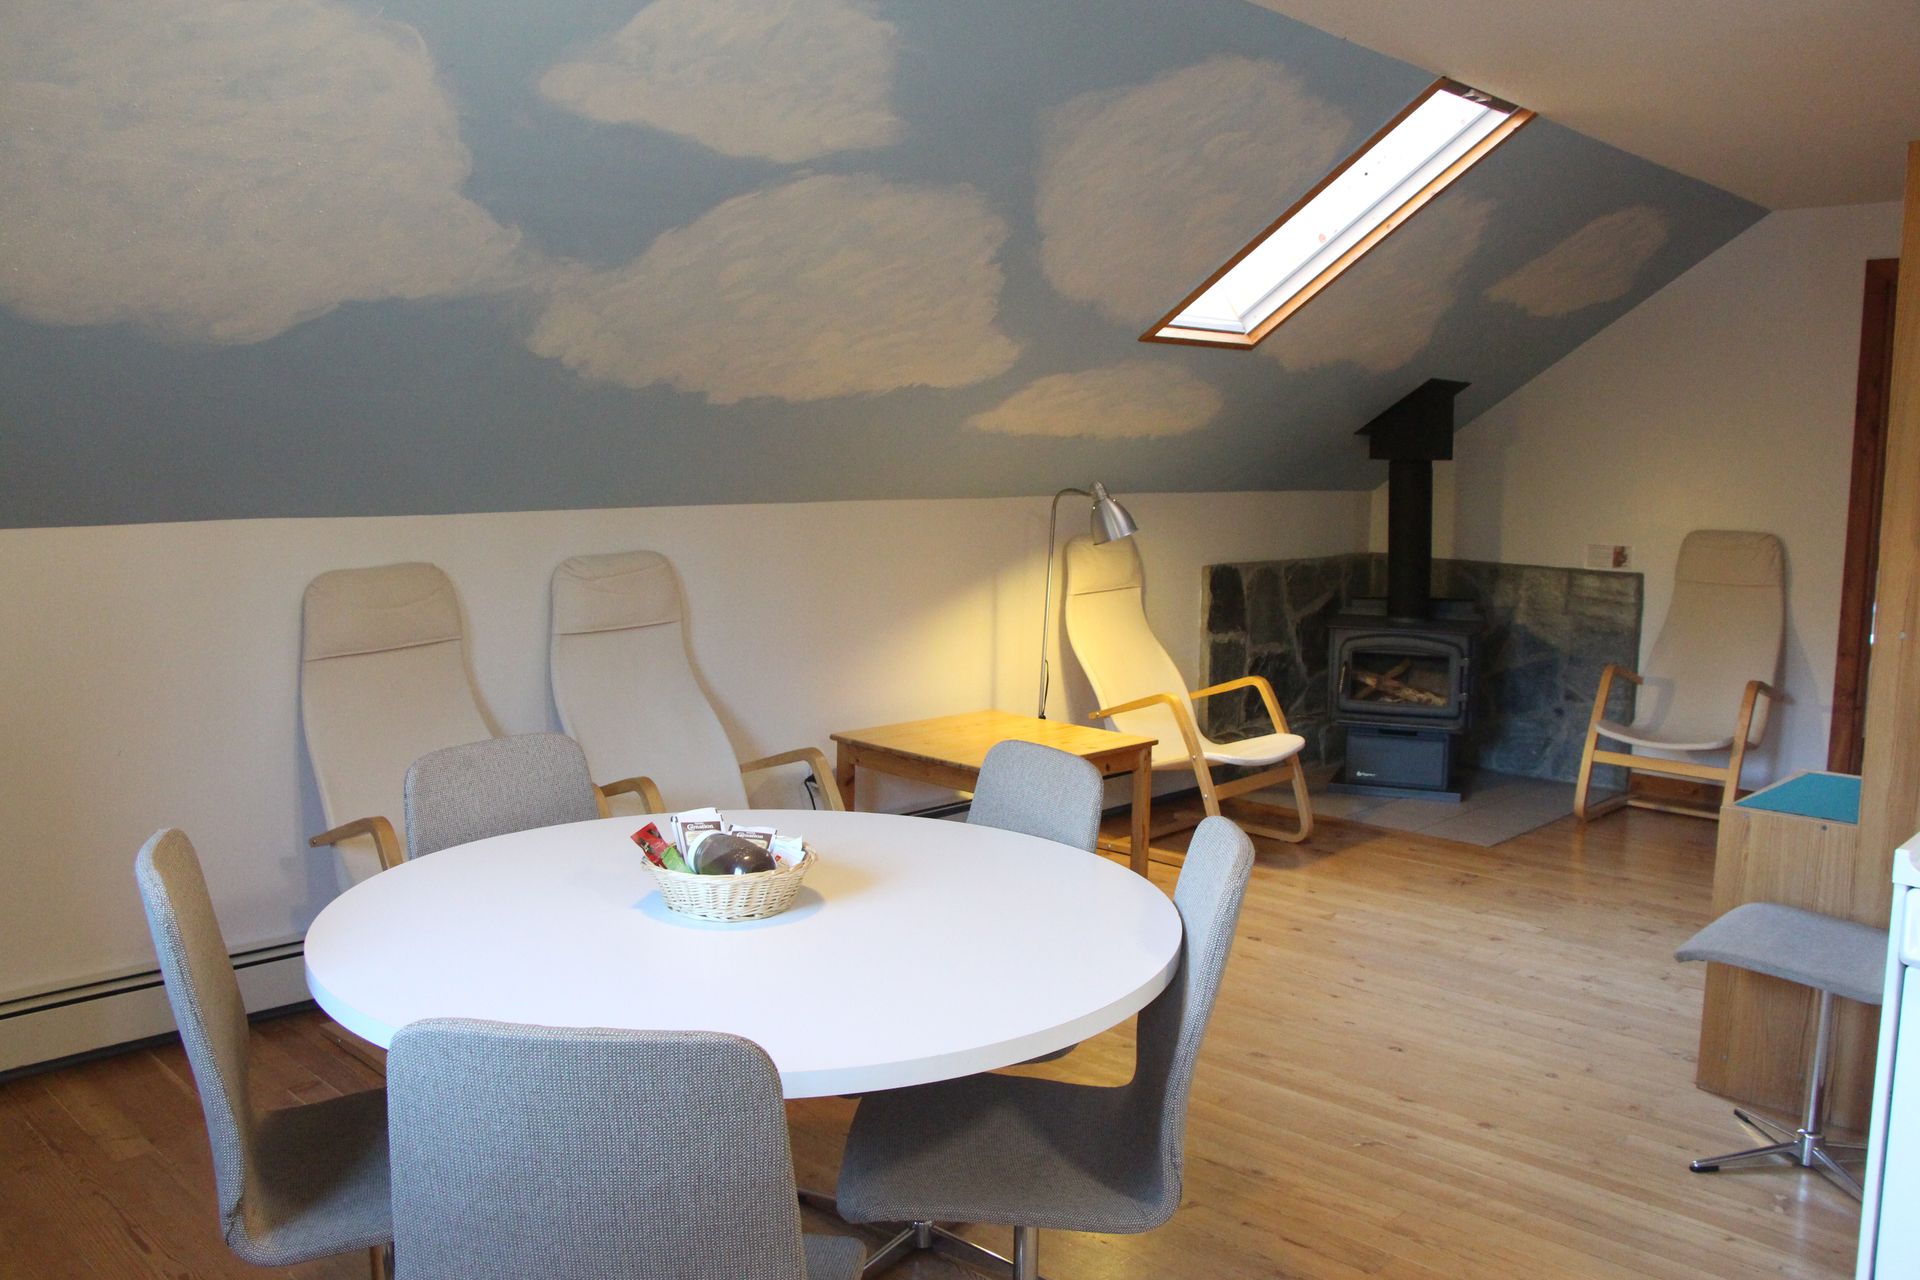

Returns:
1721,680,1763,811
1287,758,1314,842
370,1243,391,1280
1228,762,1314,844
1573,727,1602,821
1574,663,1644,823
1195,760,1224,818
1719,765,1742,810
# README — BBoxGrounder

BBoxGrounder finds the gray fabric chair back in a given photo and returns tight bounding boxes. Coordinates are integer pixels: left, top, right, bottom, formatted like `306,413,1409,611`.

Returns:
388,1019,810,1279
404,732,601,859
966,739,1105,853
1127,815,1254,1217
134,829,258,1234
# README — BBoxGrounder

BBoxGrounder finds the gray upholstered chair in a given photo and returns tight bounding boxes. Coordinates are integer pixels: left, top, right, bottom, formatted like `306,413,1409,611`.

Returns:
967,739,1105,853
968,739,1105,1068
133,829,392,1278
403,732,602,860
835,815,1256,1278
1677,901,1887,1196
386,1019,864,1280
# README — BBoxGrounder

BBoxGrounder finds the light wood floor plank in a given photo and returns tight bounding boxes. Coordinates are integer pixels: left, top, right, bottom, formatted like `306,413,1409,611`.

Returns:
0,807,1860,1277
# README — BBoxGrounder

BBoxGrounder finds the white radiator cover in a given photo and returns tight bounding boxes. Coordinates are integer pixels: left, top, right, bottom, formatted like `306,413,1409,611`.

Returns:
0,941,310,1075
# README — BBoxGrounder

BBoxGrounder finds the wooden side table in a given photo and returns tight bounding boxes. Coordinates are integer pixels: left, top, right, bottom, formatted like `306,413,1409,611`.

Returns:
1697,770,1879,1130
830,710,1158,875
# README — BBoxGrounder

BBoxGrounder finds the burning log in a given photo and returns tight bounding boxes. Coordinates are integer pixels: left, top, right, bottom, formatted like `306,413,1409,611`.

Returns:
1352,664,1446,706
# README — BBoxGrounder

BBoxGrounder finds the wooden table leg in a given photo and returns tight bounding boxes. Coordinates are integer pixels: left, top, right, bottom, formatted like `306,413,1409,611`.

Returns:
1128,749,1152,877
835,742,859,812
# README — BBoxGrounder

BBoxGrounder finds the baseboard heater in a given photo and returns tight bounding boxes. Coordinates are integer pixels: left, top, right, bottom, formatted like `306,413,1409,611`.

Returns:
0,940,312,1076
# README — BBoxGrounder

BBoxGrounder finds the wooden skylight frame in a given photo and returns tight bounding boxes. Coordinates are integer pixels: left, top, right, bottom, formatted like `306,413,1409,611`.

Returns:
1142,78,1534,350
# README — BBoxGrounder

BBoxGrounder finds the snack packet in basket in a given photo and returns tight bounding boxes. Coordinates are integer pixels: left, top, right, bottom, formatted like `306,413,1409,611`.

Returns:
632,822,695,873
630,822,670,868
670,807,726,857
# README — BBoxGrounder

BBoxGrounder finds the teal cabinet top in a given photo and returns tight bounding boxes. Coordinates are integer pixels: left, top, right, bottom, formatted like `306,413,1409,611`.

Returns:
1735,771,1862,825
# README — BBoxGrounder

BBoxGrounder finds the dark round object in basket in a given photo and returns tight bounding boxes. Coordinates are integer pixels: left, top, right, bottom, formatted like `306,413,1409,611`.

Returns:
692,833,778,876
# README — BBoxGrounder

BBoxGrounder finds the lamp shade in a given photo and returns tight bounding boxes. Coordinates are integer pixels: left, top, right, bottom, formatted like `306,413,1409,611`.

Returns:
1089,482,1138,544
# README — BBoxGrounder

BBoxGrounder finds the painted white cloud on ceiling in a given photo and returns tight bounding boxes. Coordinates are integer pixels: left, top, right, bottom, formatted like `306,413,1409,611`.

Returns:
538,0,903,164
0,0,523,345
1485,205,1671,317
967,363,1222,439
528,174,1018,404
1036,56,1352,329
1263,193,1495,373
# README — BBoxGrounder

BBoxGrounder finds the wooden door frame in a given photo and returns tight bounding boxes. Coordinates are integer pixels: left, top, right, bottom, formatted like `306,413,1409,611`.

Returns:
1857,140,1920,913
1829,257,1900,773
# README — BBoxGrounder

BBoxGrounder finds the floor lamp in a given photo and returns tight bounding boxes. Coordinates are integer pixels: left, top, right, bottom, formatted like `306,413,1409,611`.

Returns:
1037,483,1138,718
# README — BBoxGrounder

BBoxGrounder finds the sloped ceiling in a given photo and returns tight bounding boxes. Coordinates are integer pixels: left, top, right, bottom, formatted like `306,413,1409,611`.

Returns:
1244,0,1920,209
0,0,1761,528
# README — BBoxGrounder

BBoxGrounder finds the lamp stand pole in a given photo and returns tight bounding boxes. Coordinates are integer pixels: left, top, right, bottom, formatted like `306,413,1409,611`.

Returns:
1036,487,1091,719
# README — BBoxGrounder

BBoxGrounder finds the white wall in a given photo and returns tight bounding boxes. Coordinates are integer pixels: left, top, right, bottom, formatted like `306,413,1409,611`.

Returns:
1445,202,1904,784
0,490,1368,1001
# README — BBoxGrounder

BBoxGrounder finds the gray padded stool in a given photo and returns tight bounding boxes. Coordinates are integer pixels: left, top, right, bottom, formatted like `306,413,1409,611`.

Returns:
1676,901,1888,1196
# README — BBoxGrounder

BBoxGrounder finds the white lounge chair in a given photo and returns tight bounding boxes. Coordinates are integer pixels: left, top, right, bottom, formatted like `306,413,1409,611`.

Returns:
1574,530,1785,820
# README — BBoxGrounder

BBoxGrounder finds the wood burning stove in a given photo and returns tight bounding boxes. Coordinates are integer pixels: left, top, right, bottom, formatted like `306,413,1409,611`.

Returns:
1329,601,1478,797
1329,379,1482,800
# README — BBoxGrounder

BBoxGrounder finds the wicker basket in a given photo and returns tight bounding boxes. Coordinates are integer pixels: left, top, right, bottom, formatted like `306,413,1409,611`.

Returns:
645,850,815,922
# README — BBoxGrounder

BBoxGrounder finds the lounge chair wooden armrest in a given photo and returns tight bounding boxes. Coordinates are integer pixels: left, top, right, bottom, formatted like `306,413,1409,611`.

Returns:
1090,693,1208,760
1736,680,1775,747
309,815,403,872
1189,675,1293,734
739,747,847,811
1585,664,1643,730
596,775,666,816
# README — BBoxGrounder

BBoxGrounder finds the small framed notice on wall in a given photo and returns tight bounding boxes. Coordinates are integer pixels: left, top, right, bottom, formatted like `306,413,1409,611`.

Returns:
1585,543,1632,570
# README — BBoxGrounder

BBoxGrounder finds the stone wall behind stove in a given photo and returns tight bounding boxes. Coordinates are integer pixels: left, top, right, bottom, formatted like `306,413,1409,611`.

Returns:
1202,555,1643,783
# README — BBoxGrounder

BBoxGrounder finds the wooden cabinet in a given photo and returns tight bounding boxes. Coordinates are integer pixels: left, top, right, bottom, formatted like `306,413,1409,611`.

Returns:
1696,772,1880,1130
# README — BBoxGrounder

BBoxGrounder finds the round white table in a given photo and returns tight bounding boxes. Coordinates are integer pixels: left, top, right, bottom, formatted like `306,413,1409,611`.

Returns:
304,809,1182,1098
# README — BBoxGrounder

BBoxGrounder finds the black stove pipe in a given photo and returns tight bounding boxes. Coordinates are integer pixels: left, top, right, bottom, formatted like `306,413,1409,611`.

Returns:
1386,457,1433,621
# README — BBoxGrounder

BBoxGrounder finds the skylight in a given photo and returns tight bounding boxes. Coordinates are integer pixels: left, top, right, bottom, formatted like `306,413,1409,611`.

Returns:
1144,80,1533,349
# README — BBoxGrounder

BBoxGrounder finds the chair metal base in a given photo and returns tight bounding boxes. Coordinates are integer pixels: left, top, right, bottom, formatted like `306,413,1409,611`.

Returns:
1690,1106,1865,1198
1686,989,1864,1199
862,1221,1042,1279
799,1190,1044,1279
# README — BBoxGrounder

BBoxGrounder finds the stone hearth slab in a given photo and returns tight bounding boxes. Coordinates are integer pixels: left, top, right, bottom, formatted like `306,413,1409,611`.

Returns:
1247,768,1575,847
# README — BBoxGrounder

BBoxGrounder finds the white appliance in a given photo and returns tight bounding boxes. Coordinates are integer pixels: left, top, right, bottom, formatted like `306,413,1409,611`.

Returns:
1858,832,1920,1276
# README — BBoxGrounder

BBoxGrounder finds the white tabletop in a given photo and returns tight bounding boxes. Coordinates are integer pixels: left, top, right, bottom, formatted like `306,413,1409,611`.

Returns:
304,809,1183,1097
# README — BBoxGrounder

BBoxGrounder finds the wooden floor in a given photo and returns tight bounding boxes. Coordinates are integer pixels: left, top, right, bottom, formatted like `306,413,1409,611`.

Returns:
0,808,1862,1278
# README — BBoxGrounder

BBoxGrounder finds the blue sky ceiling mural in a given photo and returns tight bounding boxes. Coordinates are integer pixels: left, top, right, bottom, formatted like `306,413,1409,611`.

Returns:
0,0,1762,528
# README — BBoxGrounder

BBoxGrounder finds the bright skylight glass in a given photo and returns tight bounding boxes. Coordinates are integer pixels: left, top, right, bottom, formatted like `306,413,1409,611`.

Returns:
1157,84,1522,340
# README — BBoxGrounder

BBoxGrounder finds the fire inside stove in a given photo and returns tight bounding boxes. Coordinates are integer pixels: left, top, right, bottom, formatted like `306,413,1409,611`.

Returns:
1328,624,1474,736
1344,649,1453,708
